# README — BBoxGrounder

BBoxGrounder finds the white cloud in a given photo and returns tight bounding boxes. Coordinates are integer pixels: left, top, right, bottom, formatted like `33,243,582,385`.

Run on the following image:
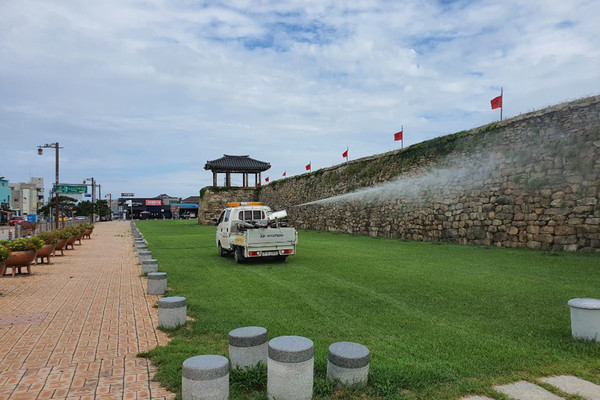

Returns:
1,0,599,199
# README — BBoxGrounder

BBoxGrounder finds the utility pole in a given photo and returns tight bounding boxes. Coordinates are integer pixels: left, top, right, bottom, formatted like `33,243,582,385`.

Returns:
38,142,62,229
84,177,96,223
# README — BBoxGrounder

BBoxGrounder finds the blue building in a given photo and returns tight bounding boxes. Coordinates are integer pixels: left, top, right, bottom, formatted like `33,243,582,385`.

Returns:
0,177,12,224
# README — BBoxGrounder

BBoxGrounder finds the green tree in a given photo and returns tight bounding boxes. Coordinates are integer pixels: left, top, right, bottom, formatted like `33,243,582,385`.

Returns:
75,200,111,218
39,196,78,217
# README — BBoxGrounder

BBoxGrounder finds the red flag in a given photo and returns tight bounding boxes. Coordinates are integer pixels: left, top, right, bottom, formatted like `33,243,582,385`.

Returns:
394,130,403,141
305,162,311,171
282,171,286,177
491,95,502,110
265,177,269,183
342,149,348,159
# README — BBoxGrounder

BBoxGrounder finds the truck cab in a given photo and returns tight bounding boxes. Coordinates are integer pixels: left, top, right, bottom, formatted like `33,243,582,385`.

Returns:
216,202,297,263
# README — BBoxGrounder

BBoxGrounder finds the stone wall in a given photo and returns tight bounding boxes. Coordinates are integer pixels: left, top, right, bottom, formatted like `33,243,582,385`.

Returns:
258,95,600,252
197,187,258,224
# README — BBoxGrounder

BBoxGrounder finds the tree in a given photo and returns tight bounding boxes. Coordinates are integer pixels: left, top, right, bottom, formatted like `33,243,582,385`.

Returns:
39,196,78,217
75,200,111,218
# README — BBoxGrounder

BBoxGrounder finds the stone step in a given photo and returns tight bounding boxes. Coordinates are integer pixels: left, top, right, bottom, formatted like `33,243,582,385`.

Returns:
493,381,564,400
539,376,600,400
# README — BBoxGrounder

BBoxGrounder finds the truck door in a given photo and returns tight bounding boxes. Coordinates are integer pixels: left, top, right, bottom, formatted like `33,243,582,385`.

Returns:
218,209,232,249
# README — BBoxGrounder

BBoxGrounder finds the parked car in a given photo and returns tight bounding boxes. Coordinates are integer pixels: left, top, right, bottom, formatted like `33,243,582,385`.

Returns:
9,216,25,226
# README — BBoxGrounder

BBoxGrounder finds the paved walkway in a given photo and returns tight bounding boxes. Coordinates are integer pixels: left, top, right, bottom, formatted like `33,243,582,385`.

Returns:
0,221,175,400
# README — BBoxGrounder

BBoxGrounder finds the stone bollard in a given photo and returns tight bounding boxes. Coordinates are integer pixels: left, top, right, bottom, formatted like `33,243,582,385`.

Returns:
229,326,268,369
135,243,147,250
138,250,152,263
182,355,229,400
327,342,370,387
142,259,158,274
158,296,186,328
147,272,167,295
568,298,600,341
268,336,314,400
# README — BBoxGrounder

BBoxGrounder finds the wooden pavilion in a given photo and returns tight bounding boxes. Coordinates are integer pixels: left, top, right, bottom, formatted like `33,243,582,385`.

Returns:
204,155,271,187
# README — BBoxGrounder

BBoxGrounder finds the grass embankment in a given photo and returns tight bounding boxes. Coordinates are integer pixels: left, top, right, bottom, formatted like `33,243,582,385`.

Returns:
137,220,600,399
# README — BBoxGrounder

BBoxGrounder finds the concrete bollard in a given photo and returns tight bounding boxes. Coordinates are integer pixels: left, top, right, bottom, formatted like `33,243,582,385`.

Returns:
135,243,147,251
268,336,314,400
568,298,600,341
138,250,152,263
147,272,167,295
327,342,370,387
142,259,158,274
158,296,186,328
229,326,268,369
182,355,229,400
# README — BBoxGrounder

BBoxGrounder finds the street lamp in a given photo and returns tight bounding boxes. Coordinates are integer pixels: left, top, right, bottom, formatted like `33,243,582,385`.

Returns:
37,142,62,229
83,177,95,223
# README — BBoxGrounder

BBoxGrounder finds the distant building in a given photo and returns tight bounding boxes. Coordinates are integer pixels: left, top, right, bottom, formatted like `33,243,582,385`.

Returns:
0,177,11,224
117,194,175,220
9,177,44,216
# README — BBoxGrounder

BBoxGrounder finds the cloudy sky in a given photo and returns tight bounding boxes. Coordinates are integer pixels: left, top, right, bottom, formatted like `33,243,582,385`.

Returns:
1,0,599,200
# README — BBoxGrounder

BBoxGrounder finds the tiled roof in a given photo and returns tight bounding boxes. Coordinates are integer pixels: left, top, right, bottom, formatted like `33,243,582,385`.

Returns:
204,155,271,172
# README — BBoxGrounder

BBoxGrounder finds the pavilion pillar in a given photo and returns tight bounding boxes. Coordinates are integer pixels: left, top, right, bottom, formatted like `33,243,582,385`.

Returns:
226,172,231,187
258,172,262,187
213,172,217,187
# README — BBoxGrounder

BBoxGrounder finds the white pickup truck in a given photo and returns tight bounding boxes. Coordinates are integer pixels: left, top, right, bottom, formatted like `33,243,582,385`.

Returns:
215,202,298,263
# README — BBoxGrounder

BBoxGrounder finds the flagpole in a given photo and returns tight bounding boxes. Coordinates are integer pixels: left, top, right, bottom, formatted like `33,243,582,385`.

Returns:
401,125,404,149
500,87,503,122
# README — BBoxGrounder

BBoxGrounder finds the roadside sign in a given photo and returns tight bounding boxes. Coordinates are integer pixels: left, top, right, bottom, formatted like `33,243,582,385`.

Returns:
121,193,135,197
54,184,88,194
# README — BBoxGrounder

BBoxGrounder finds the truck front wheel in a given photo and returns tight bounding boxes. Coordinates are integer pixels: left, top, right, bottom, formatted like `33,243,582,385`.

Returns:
218,242,228,257
234,247,246,264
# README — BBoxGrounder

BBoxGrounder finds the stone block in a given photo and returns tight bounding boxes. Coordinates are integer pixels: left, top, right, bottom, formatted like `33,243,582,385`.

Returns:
182,355,229,400
158,296,186,329
268,336,314,400
568,298,600,341
142,259,158,274
147,272,167,295
327,342,369,387
138,250,152,263
229,326,268,369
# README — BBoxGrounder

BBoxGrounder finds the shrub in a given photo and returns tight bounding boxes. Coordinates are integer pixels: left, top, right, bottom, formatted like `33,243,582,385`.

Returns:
6,237,44,251
54,229,72,240
82,223,95,230
36,231,59,245
0,244,10,261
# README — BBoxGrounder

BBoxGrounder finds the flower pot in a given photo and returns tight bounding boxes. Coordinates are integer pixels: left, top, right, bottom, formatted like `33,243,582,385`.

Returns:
83,229,93,239
36,244,56,264
66,235,77,250
54,239,67,256
75,232,84,245
4,250,37,277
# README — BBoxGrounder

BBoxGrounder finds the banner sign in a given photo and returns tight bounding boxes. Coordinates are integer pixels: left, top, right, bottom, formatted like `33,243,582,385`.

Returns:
54,184,87,194
145,200,162,206
121,193,135,197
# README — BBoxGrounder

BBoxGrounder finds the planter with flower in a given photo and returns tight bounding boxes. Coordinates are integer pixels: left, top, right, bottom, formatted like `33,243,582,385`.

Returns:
73,225,86,245
35,232,59,264
53,229,71,255
65,227,80,250
0,244,10,276
82,223,95,239
3,237,44,276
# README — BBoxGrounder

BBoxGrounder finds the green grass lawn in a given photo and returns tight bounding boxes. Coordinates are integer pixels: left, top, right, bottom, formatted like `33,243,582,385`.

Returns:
137,220,600,399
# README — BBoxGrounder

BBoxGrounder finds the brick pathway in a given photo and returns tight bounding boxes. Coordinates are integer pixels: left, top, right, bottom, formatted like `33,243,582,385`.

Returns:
0,221,175,400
